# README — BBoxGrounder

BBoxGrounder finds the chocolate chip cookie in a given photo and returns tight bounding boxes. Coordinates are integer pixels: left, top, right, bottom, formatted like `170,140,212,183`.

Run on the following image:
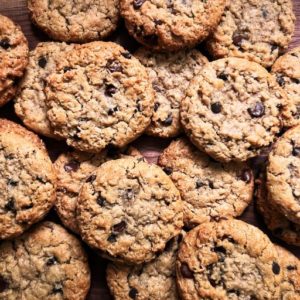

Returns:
0,221,90,299
267,125,300,225
158,138,254,228
0,14,29,107
256,173,300,246
180,57,291,162
54,147,142,234
121,0,226,51
28,0,119,42
15,42,74,138
106,232,184,300
276,245,300,300
135,48,208,138
45,41,154,153
0,119,56,240
272,46,300,127
176,220,282,299
206,0,296,68
77,157,183,264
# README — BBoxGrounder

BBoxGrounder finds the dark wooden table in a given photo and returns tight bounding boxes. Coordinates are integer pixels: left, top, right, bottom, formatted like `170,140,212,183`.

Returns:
1,1,300,299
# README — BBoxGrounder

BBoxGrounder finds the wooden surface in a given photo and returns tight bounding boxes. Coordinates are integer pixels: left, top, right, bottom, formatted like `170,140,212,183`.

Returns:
0,1,300,299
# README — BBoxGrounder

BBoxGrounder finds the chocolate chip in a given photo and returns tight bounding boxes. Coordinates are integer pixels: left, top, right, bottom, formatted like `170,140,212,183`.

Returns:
37,56,47,68
213,245,226,254
272,262,280,274
7,179,18,186
292,78,300,84
124,189,134,200
232,31,248,48
106,60,122,72
108,108,114,115
97,195,106,206
228,289,241,296
4,198,15,212
0,38,10,50
52,283,63,294
196,180,204,188
121,51,132,59
154,102,160,112
64,160,80,172
112,221,126,233
133,0,146,9
240,169,252,183
247,102,265,118
276,75,285,86
162,113,173,126
154,19,163,25
208,181,214,189
23,204,33,210
46,256,58,266
211,102,222,114
287,265,297,271
163,167,173,175
262,8,268,18
292,141,300,156
105,84,117,97
107,234,117,243
0,276,8,292
271,44,278,52
63,66,72,73
221,235,236,243
136,102,141,112
36,176,47,184
218,72,228,81
86,174,96,182
129,287,138,299
180,263,194,278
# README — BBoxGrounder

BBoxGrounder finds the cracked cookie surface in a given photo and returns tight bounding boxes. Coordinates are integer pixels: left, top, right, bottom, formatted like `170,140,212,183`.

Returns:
267,125,300,225
28,0,119,42
0,221,90,300
180,57,290,163
45,41,154,153
135,48,208,138
0,14,28,107
77,157,183,264
106,232,184,300
0,119,56,240
121,0,226,51
256,173,300,246
158,138,254,228
176,220,282,300
272,46,300,127
15,42,73,138
206,0,295,68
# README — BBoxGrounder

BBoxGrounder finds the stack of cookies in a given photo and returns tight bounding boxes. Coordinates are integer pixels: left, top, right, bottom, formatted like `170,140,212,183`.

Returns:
0,0,299,298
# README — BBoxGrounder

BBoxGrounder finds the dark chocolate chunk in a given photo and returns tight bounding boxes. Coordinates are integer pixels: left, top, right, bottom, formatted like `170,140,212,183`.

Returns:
232,31,248,48
247,102,265,118
7,179,18,186
121,51,132,59
196,180,204,189
163,167,173,175
129,287,138,299
272,261,280,274
106,60,122,73
112,221,126,233
107,234,117,243
154,102,160,112
213,245,226,254
162,113,173,126
0,38,10,50
133,0,146,9
287,265,297,271
46,256,58,266
38,56,47,68
276,75,285,86
218,72,228,81
52,283,63,294
240,169,252,183
4,198,15,212
86,174,96,183
97,195,106,207
180,262,194,278
64,160,80,172
105,84,117,97
211,102,222,114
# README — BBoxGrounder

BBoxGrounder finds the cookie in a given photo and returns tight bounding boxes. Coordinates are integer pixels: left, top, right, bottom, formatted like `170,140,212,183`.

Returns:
0,14,29,107
0,119,56,240
120,0,226,51
45,41,154,153
256,173,300,247
206,0,296,68
77,157,183,264
180,57,291,163
106,232,184,300
267,125,300,225
15,42,74,138
28,0,119,42
158,138,254,228
272,46,300,127
275,245,300,300
54,146,142,234
176,220,282,299
135,48,208,138
0,221,90,299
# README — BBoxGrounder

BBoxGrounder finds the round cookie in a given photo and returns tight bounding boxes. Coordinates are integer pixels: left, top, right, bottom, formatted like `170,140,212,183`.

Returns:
54,147,142,234
77,157,183,264
272,46,300,127
0,14,29,107
0,221,90,299
135,48,208,138
45,41,154,153
180,57,291,163
275,245,300,300
120,0,226,51
28,0,119,42
158,138,254,228
256,173,300,246
267,125,300,225
106,233,184,300
0,119,56,240
176,220,282,299
206,0,295,68
15,42,74,138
